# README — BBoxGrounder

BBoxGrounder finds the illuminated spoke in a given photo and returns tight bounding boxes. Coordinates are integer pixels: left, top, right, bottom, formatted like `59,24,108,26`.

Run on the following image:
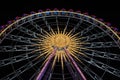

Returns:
80,24,96,36
17,26,40,38
6,34,36,44
62,68,65,80
78,64,102,80
65,61,79,79
83,42,118,48
73,20,83,33
29,68,41,80
43,17,51,31
56,16,59,32
0,52,39,67
0,58,45,80
63,17,70,34
0,45,37,52
82,49,120,61
79,56,120,78
81,31,109,42
29,21,43,33
30,21,51,36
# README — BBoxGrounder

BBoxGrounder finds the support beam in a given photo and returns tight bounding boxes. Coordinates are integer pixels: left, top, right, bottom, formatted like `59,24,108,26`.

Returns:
78,64,102,80
0,52,39,67
79,55,120,78
82,49,120,61
43,17,51,31
43,61,53,80
81,31,109,42
0,57,45,80
36,47,57,80
64,48,86,80
73,20,83,33
18,26,40,38
83,42,118,48
29,21,43,33
65,61,78,80
0,45,37,52
80,24,96,36
6,34,36,44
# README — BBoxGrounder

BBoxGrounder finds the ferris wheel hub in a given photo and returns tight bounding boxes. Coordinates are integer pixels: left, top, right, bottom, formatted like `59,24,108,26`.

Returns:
52,34,70,48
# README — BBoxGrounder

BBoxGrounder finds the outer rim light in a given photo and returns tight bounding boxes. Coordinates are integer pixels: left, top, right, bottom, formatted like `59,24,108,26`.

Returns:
0,10,120,42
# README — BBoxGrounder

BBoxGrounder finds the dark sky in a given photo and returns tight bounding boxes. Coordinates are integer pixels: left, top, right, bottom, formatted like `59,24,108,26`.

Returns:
0,1,120,80
0,0,120,28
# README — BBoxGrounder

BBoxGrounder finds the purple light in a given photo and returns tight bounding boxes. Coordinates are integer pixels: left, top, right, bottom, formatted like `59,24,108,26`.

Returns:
36,48,57,80
7,21,12,24
98,18,104,22
54,8,58,11
61,8,66,11
76,10,81,13
83,12,89,15
38,9,43,12
105,22,111,26
69,9,73,12
46,8,50,11
15,16,21,20
22,14,28,17
64,48,87,80
30,11,36,14
114,27,118,31
91,15,96,18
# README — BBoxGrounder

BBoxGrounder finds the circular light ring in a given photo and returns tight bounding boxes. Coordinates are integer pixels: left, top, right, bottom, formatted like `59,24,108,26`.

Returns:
0,10,120,47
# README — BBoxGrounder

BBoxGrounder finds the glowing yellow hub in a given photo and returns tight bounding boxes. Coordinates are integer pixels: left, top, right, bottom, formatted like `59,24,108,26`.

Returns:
36,27,84,69
51,34,70,48
40,30,81,62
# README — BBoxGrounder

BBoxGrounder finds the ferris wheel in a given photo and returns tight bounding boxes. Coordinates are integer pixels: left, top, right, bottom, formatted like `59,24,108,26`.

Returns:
0,9,120,80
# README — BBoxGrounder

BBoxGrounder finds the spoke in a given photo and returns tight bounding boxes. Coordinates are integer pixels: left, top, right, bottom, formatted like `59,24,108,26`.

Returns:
81,31,109,42
78,64,102,80
6,34,36,44
29,21,43,33
82,49,120,61
43,17,51,31
73,19,83,33
63,17,70,34
80,24,96,36
56,16,59,31
62,69,65,80
29,68,41,80
65,61,78,80
83,42,118,48
0,57,45,80
0,45,37,52
17,26,40,38
48,72,52,80
79,56,120,78
30,21,51,35
0,52,39,67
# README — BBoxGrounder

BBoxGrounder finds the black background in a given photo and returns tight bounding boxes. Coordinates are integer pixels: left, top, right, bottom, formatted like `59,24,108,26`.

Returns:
0,0,120,80
0,0,120,29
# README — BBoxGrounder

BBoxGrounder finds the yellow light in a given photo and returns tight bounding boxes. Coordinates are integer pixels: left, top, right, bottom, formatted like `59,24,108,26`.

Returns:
35,26,86,70
52,34,70,48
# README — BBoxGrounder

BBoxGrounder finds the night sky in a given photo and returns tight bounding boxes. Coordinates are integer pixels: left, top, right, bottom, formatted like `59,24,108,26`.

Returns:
0,0,120,80
0,0,120,28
